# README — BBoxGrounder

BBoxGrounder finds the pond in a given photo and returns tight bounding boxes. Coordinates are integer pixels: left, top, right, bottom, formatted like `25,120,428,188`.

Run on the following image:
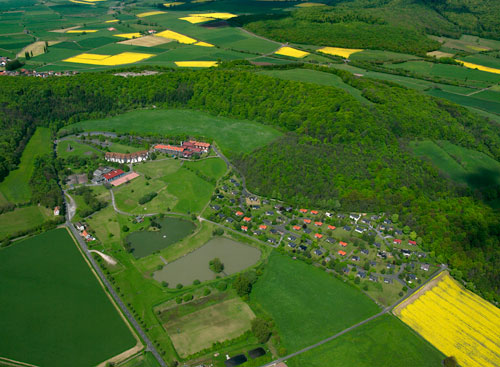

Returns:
126,217,195,259
153,237,261,286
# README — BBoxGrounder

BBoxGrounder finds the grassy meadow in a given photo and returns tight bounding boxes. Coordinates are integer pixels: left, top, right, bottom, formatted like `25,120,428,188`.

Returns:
0,128,52,205
287,314,444,367
411,140,500,190
57,138,103,158
250,252,380,352
0,205,52,240
64,109,282,155
0,228,136,367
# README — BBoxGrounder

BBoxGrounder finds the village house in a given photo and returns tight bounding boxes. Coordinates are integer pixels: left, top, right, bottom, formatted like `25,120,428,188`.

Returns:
53,206,60,216
75,222,85,231
357,271,366,279
241,226,248,232
103,169,125,182
350,213,361,221
420,264,430,271
288,242,297,248
355,226,364,234
369,275,378,282
104,150,149,163
313,249,323,256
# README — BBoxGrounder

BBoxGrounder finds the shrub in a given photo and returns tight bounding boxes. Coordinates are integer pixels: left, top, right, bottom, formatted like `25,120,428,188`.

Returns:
176,283,183,289
183,293,194,302
251,317,272,343
138,192,157,205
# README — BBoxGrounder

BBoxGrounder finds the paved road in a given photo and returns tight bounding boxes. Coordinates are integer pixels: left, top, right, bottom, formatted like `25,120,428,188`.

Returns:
65,221,167,366
258,265,446,367
64,190,76,221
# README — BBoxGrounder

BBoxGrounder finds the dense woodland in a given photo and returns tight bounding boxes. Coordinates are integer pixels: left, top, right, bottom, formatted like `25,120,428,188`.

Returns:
0,64,498,301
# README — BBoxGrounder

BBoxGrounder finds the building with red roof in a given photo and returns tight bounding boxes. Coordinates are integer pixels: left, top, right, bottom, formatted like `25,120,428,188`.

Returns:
243,217,251,222
328,225,336,230
154,144,185,155
393,239,402,244
408,240,417,245
315,233,323,239
293,225,301,231
314,221,323,226
339,241,348,247
235,211,244,216
299,209,308,213
259,224,267,230
338,250,346,256
311,210,319,215
304,219,311,224
241,226,248,232
103,169,125,182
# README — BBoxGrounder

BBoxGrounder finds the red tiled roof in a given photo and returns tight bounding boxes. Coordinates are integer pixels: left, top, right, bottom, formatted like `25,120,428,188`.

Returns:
314,221,323,226
103,169,125,180
311,210,319,215
241,226,248,231
393,239,402,243
408,240,417,245
259,225,267,230
339,241,348,247
293,225,301,231
304,219,311,224
81,230,89,237
154,144,185,152
243,217,251,222
315,233,323,239
328,225,336,230
190,140,210,148
299,209,308,213
338,250,346,256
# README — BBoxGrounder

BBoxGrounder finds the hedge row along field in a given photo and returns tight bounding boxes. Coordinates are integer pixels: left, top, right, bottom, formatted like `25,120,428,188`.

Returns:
394,273,500,367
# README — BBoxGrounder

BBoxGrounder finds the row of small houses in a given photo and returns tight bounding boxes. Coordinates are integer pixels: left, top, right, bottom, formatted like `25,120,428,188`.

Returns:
103,140,211,163
75,222,95,242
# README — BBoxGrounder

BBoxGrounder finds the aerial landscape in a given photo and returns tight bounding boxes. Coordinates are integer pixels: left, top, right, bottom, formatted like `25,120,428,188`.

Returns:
0,0,499,366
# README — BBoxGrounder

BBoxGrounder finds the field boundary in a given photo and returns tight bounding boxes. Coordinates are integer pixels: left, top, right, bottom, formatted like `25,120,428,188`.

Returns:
64,226,144,365
392,271,447,316
0,357,38,367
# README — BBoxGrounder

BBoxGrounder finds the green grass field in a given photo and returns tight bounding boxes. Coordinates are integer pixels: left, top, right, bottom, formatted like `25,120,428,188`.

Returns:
0,228,137,367
427,89,500,115
410,140,500,189
57,139,102,158
287,314,444,367
0,128,52,205
0,205,52,240
250,252,380,352
165,297,255,357
62,109,282,155
259,68,371,104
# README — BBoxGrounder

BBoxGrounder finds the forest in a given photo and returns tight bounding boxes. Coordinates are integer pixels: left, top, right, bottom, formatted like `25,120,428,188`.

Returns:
0,64,498,301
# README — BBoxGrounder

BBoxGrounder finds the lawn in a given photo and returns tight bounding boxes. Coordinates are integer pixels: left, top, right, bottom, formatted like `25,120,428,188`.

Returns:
183,157,227,180
410,140,500,190
57,139,102,158
0,127,52,205
164,297,256,357
259,68,371,104
0,205,52,240
62,109,283,155
0,228,137,367
287,314,444,367
250,252,380,352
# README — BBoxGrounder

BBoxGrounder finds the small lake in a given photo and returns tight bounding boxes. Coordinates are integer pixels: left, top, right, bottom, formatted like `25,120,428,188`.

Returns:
153,237,261,286
126,217,195,259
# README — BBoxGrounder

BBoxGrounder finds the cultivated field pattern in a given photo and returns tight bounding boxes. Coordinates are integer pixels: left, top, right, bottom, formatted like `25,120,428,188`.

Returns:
394,274,500,367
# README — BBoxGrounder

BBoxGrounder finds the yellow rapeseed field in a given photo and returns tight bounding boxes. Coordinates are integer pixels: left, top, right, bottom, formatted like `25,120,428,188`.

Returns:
175,61,218,67
66,30,98,33
137,11,166,18
156,30,197,44
113,33,142,39
395,274,500,367
105,19,119,23
179,16,215,24
318,47,363,58
275,46,310,58
194,41,214,47
295,2,326,7
64,52,154,66
456,60,500,75
190,12,237,20
163,2,185,7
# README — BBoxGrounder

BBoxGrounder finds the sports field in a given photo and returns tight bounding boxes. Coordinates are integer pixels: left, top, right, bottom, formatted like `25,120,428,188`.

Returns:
165,297,255,357
63,109,283,155
0,128,52,205
0,228,137,367
410,140,500,189
250,252,380,352
0,205,52,240
394,273,500,367
287,314,444,367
